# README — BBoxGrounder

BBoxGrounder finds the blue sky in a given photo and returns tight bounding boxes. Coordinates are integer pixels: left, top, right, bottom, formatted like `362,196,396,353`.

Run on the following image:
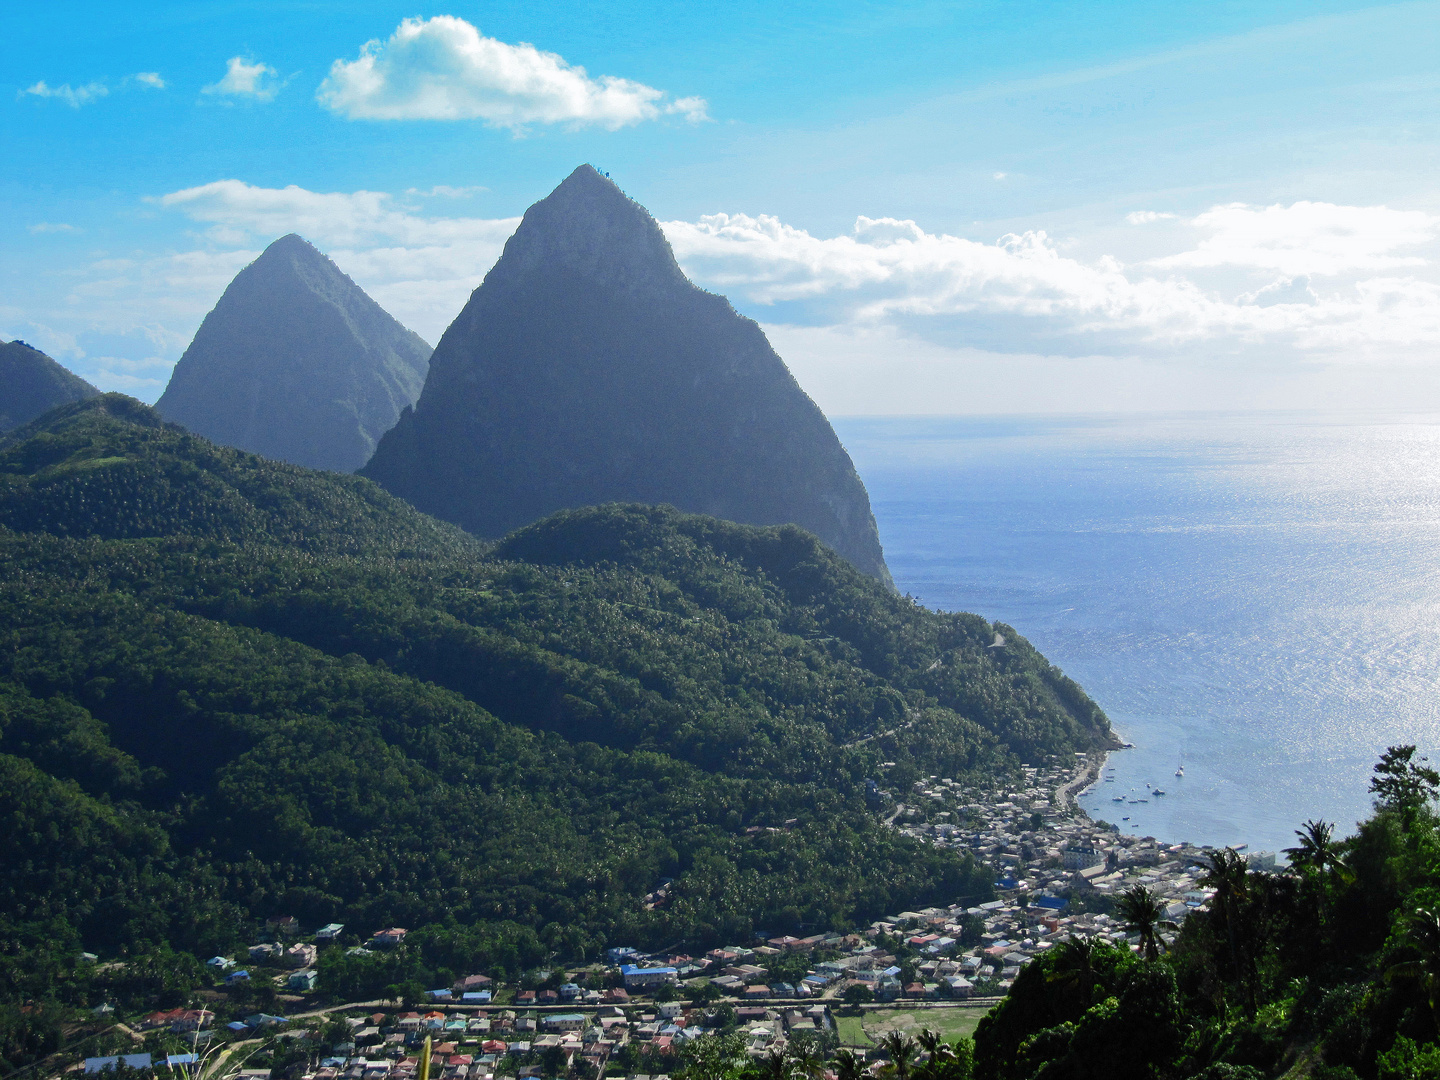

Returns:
6,1,1440,413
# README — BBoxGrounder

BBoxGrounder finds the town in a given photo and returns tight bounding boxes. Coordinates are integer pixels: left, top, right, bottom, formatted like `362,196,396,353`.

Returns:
67,753,1278,1080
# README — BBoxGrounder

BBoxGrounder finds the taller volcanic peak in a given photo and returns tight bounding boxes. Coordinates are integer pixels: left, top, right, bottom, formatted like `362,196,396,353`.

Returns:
156,234,432,473
362,166,893,585
0,340,99,433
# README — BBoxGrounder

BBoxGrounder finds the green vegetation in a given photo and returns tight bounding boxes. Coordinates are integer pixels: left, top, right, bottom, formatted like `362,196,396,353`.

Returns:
864,1008,988,1045
0,397,1109,1035
678,1028,974,1080
836,1008,989,1048
970,745,1440,1080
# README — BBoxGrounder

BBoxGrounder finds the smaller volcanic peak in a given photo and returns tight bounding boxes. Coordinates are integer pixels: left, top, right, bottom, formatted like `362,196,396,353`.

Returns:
0,340,99,433
156,234,432,473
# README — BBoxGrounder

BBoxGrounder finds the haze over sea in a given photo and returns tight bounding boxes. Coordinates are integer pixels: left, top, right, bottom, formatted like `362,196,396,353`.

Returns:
835,412,1440,856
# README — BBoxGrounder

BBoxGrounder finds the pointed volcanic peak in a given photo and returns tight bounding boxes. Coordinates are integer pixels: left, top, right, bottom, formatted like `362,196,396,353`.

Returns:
156,234,432,474
0,340,99,433
362,166,893,585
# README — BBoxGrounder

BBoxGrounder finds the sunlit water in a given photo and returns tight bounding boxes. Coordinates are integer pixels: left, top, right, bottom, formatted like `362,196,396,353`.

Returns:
833,413,1440,855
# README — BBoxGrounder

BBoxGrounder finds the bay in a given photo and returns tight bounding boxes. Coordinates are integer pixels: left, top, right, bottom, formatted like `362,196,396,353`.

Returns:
833,412,1440,855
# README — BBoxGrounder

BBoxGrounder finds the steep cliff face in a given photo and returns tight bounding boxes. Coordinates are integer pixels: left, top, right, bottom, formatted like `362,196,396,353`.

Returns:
156,234,431,473
0,340,98,433
362,166,892,584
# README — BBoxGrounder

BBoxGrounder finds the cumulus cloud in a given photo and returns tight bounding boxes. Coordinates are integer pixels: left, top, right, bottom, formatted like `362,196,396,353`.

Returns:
1158,201,1438,276
202,57,281,101
132,72,166,89
1126,210,1176,224
406,184,488,198
661,202,1440,360
317,16,709,129
29,223,80,235
21,81,108,107
158,179,521,342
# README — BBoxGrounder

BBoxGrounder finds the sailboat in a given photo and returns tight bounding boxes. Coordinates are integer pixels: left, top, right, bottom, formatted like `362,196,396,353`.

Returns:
1175,755,1185,778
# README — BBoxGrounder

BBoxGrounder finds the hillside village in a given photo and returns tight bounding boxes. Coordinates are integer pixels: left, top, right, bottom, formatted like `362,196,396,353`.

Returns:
72,753,1280,1080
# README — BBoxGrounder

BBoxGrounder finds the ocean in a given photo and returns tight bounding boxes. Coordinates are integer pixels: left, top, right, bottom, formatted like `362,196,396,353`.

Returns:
832,412,1440,856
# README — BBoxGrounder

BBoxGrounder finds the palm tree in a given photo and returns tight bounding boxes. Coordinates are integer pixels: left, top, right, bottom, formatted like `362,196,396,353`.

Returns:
1386,907,1440,1031
1117,884,1171,961
915,1030,946,1061
879,1030,917,1080
1201,847,1254,1013
1284,820,1346,875
832,1049,867,1080
787,1041,825,1080
1045,934,1100,1002
754,1048,790,1080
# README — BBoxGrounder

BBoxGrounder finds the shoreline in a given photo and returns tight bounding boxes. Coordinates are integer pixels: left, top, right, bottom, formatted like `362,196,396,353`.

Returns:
1054,747,1112,818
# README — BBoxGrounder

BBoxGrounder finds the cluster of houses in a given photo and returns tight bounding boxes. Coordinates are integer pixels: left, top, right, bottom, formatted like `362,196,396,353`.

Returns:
260,996,832,1080
83,756,1293,1080
876,755,1279,986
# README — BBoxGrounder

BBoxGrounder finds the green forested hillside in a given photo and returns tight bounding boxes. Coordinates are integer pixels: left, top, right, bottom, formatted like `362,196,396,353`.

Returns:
0,396,1111,1001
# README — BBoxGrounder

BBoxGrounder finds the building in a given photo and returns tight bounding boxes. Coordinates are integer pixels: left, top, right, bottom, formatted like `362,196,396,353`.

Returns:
1063,845,1101,871
284,943,318,969
316,924,346,941
86,1056,152,1074
370,928,408,948
620,965,678,990
288,970,319,991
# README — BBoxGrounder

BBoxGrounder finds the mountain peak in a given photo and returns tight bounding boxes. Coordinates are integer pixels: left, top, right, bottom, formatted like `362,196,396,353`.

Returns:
0,339,100,434
255,232,320,263
155,234,432,473
362,169,893,585
487,165,686,296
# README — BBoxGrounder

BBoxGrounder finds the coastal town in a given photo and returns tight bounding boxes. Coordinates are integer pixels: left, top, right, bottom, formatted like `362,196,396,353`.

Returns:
66,753,1279,1080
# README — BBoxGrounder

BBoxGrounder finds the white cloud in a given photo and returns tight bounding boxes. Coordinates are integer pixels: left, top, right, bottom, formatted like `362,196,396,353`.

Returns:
29,223,80,235
1126,210,1176,224
661,201,1440,361
317,16,708,129
406,184,488,198
1158,201,1438,276
21,81,108,107
202,57,281,101
157,179,521,343
132,72,165,89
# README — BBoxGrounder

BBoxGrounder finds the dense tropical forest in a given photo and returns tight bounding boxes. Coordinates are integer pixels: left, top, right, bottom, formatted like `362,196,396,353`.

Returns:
0,396,1109,1011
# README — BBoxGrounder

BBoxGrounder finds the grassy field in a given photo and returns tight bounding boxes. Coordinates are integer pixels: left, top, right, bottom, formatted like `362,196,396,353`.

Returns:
835,1006,991,1047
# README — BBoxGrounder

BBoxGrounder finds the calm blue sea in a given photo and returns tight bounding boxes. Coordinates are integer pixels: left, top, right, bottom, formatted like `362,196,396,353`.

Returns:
832,413,1440,856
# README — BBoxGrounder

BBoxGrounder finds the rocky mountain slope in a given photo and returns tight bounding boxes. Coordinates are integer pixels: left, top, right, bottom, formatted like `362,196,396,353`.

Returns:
361,166,893,585
155,234,431,473
0,339,98,432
